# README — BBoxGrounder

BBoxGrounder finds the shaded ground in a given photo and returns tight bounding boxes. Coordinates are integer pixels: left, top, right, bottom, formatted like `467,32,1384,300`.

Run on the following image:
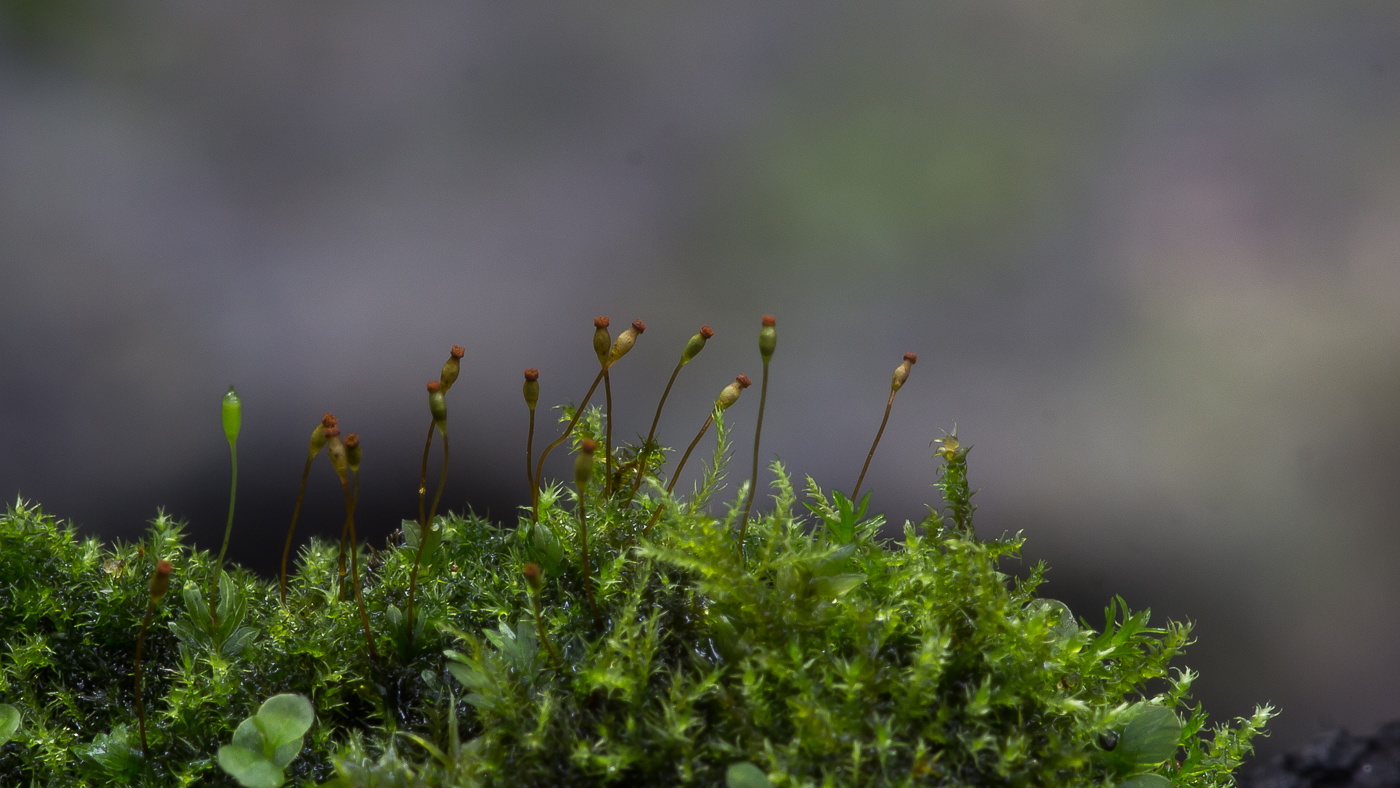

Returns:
1243,722,1400,788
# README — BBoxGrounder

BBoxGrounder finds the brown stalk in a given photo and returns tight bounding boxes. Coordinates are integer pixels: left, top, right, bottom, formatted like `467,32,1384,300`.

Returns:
642,374,750,537
340,469,379,666
408,422,448,655
739,316,776,550
641,413,712,536
626,358,684,507
626,325,713,507
575,440,602,627
523,563,566,672
737,358,769,548
531,368,605,521
280,454,314,604
134,560,172,758
603,369,614,496
852,353,917,501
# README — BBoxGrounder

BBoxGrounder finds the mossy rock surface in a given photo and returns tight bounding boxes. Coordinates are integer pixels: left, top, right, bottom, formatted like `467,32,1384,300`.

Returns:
0,417,1272,786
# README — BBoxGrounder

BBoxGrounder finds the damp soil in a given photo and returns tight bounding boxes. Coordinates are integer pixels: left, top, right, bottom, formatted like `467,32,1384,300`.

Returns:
1241,722,1400,788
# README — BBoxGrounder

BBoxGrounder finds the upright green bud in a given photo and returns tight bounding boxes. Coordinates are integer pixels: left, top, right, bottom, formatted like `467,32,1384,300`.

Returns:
222,386,241,446
326,428,348,483
441,345,465,392
309,413,337,458
427,380,447,431
892,352,917,392
592,316,611,367
716,374,753,411
607,319,646,367
523,562,544,595
933,430,960,461
345,433,361,473
758,315,776,361
574,439,596,488
523,368,540,411
149,560,173,602
680,325,714,365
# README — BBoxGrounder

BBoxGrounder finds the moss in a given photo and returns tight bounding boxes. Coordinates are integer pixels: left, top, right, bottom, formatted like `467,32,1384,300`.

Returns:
0,401,1272,787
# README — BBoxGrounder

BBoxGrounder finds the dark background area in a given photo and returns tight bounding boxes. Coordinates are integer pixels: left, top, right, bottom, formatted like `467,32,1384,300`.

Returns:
4,1,1400,762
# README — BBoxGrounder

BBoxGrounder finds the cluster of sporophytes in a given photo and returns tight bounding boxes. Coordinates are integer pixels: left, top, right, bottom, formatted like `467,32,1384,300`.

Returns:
0,316,1276,787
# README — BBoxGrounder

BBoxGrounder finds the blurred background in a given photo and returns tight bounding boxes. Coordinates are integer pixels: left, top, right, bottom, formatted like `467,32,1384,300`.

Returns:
3,0,1399,761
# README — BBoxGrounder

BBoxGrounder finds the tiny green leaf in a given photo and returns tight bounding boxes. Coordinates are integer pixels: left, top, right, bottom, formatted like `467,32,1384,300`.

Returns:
530,521,564,576
80,724,142,779
255,694,315,748
727,761,771,788
182,584,213,633
0,704,19,744
218,744,283,788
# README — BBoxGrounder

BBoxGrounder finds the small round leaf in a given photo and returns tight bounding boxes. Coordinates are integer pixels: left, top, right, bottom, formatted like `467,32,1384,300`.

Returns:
0,704,20,744
270,736,304,771
218,744,284,788
1120,704,1181,766
255,694,314,747
232,717,263,753
727,761,771,788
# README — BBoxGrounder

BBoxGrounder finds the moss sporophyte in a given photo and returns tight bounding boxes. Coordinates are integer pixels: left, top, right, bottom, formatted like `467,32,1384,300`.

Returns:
0,317,1276,788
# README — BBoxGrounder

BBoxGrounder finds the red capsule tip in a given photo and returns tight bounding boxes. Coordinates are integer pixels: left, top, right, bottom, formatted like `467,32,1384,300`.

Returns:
450,345,465,359
594,316,610,329
427,380,441,392
736,374,753,388
631,319,646,334
524,368,539,382
321,413,338,429
904,352,918,364
523,562,540,581
324,427,341,438
700,325,714,339
344,433,359,449
761,315,776,327
155,560,173,577
581,439,597,453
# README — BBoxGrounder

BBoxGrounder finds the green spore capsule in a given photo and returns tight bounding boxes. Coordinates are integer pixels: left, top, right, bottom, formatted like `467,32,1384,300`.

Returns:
523,368,540,411
441,345,465,392
427,380,447,430
575,438,596,488
717,374,753,411
222,385,241,446
523,562,544,595
607,319,646,367
325,428,348,483
681,324,714,365
345,433,361,473
309,413,337,457
149,559,173,602
892,352,917,392
592,316,611,367
758,315,776,360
